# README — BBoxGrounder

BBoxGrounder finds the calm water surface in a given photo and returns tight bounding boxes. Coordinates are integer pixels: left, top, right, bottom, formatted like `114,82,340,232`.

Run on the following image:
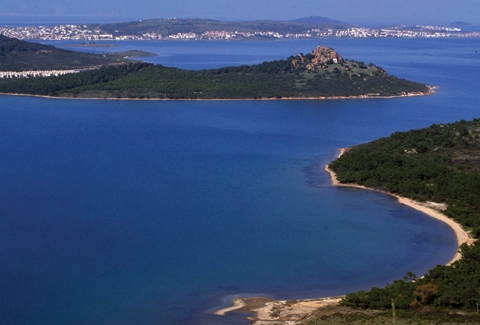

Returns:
1,38,479,324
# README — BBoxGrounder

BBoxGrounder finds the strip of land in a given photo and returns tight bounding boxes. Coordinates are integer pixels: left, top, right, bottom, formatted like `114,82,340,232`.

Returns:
215,296,342,324
214,298,247,315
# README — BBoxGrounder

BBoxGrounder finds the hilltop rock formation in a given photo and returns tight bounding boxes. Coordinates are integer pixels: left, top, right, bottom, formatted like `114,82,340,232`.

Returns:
289,46,390,76
310,46,344,64
292,46,344,71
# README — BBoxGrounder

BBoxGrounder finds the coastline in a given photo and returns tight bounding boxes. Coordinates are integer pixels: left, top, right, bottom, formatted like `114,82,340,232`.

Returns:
214,298,247,316
215,146,474,323
324,149,475,265
214,296,343,324
0,86,435,101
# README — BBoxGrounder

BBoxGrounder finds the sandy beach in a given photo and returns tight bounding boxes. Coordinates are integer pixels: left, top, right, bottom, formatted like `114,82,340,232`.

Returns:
215,148,474,323
214,298,247,316
324,150,475,265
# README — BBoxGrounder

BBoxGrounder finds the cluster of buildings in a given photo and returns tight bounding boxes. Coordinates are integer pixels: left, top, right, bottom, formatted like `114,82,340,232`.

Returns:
0,25,115,40
413,25,462,32
1,24,479,41
200,30,281,39
309,27,480,38
0,69,81,78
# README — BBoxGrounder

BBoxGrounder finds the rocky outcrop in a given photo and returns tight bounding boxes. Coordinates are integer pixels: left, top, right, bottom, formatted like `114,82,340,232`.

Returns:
292,46,344,71
309,46,344,66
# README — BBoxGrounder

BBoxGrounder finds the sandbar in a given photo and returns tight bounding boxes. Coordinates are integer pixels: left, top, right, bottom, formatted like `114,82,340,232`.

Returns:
215,296,342,324
214,298,247,315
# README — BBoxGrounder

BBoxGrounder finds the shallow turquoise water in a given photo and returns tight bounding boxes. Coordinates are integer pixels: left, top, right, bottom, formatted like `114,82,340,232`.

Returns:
1,38,479,324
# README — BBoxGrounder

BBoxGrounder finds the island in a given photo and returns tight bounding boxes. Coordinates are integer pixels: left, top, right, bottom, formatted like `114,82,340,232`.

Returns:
0,36,432,100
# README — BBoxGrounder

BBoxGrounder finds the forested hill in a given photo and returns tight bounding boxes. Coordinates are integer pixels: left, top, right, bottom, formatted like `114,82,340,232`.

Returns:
0,46,430,99
329,119,480,313
0,35,129,70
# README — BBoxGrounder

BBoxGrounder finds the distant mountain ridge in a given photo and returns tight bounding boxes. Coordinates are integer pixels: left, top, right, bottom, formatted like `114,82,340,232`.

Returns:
290,16,349,25
449,21,472,26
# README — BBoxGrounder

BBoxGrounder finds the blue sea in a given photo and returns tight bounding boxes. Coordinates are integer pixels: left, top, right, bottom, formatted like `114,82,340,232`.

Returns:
1,38,479,324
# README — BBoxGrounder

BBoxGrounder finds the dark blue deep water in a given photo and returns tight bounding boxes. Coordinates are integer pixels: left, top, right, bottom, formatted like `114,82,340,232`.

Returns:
1,38,479,324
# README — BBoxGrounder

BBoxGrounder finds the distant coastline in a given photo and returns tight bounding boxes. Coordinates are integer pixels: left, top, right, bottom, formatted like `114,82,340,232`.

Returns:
2,18,480,41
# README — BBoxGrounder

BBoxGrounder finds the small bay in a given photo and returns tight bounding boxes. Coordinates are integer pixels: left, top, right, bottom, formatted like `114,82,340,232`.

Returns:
1,37,479,324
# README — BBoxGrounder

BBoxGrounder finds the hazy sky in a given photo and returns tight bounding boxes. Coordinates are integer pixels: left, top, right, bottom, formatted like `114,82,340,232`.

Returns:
1,0,479,25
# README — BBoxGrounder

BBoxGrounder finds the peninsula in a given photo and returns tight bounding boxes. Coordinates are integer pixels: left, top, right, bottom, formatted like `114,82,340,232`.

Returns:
326,119,480,320
0,37,431,100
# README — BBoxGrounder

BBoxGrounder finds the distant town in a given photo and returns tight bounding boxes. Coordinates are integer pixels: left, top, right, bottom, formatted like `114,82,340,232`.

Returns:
1,22,479,41
0,69,81,79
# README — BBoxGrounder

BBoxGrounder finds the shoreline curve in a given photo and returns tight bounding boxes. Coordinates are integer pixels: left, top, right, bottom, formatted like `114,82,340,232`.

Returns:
325,148,475,265
215,148,475,322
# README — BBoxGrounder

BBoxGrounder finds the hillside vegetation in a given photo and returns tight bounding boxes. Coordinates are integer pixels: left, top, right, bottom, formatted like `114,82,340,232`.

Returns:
0,35,129,71
328,119,480,314
0,45,430,99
